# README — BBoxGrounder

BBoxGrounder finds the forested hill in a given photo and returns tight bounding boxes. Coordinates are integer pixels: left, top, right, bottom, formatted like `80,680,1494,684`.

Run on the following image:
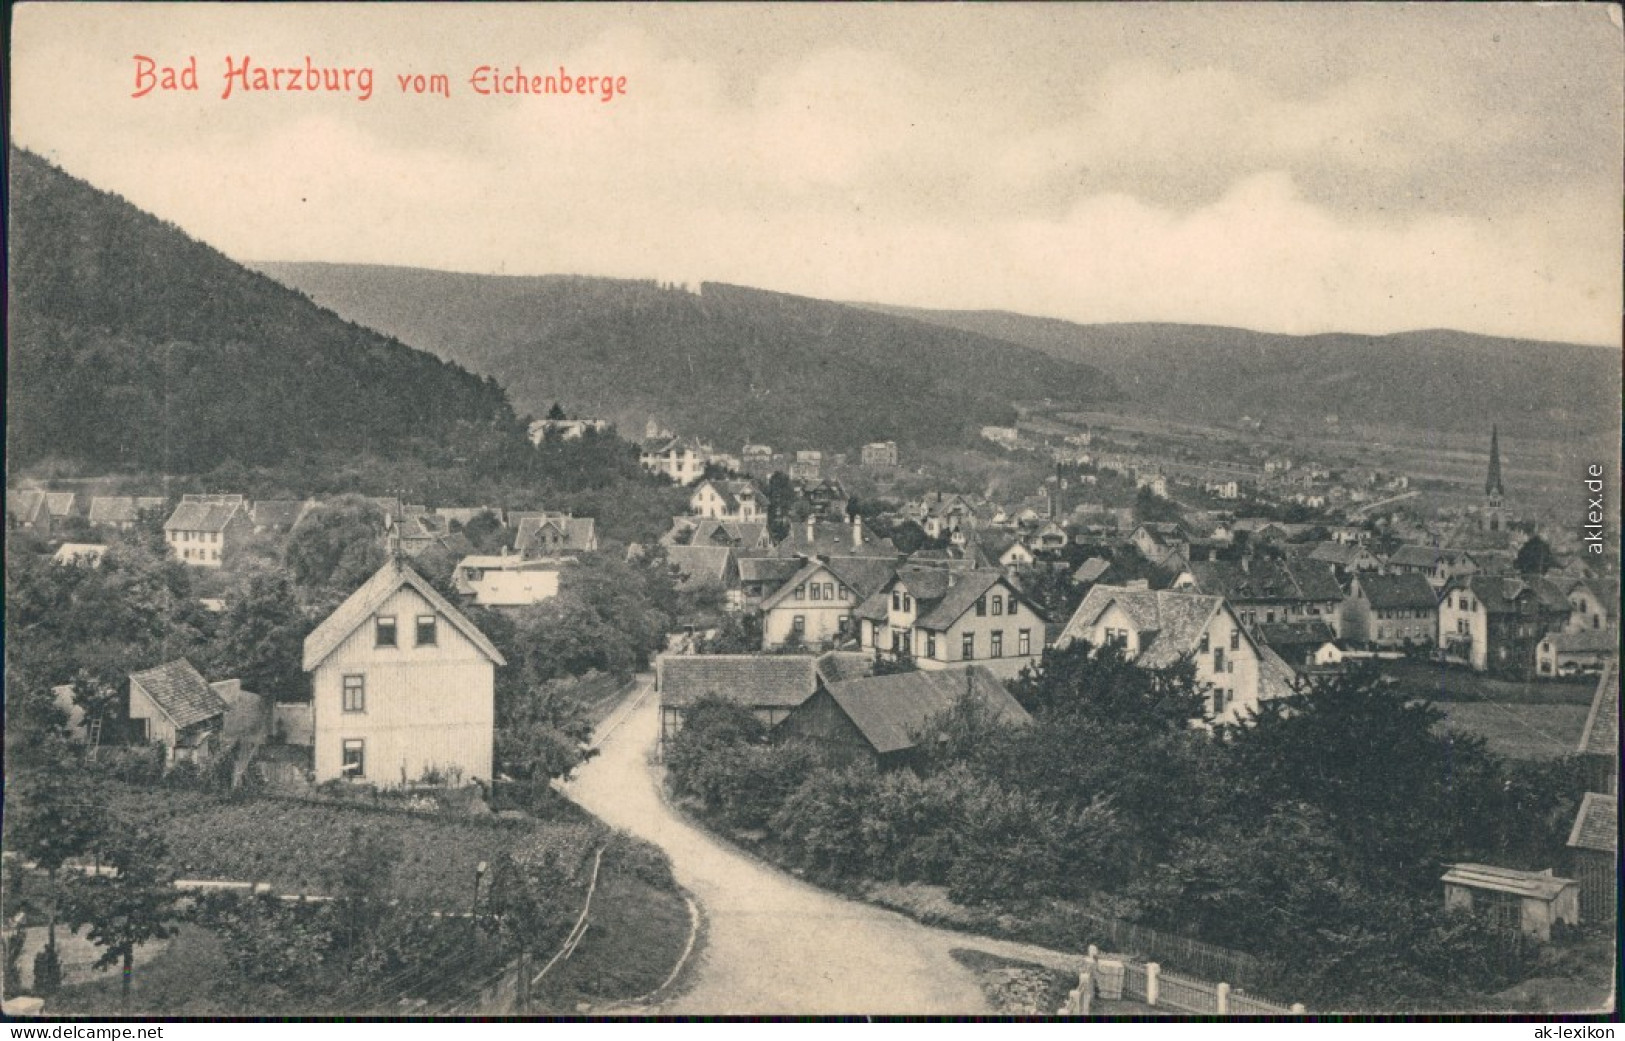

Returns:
856,306,1621,441
7,148,516,473
257,263,1119,452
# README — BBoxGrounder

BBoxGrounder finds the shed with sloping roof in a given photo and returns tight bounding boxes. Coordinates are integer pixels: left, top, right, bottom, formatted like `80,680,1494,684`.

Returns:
656,653,823,742
129,659,228,763
1440,863,1579,941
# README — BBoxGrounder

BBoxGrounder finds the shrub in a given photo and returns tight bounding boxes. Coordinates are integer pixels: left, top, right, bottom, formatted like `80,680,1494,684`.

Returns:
31,943,62,995
771,766,884,877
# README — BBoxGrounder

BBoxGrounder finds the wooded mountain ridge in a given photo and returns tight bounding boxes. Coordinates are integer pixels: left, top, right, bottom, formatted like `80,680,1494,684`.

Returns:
854,306,1620,441
8,147,516,474
256,263,1119,452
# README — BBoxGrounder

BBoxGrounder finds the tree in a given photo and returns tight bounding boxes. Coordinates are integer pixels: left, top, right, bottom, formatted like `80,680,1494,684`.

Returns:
765,472,798,542
213,571,312,700
546,402,568,421
62,823,182,1010
460,509,507,553
9,770,109,992
324,827,402,961
478,852,577,1012
284,496,387,593
1513,535,1556,575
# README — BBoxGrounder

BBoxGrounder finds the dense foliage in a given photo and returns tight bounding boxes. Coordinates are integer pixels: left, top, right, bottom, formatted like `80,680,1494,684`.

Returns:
261,263,1119,453
665,647,1589,1009
8,148,515,474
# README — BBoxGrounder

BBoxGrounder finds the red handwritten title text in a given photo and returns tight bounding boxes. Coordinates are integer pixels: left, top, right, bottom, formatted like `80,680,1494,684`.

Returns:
131,56,630,103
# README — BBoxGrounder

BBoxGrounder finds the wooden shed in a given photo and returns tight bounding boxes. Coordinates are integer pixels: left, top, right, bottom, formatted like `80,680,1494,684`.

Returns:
1441,863,1580,941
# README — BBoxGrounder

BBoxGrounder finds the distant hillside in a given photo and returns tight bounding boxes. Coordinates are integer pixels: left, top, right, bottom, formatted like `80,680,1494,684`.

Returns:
855,307,1621,441
7,148,516,473
256,264,1118,452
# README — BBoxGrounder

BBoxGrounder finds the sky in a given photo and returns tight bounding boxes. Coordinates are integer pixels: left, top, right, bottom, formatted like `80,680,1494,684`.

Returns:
11,2,1624,346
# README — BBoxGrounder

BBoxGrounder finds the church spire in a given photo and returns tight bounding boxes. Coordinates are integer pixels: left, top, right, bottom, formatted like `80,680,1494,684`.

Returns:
1485,426,1505,499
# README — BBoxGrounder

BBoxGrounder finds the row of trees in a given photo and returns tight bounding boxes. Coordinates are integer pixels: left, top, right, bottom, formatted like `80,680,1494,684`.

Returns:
665,646,1586,1009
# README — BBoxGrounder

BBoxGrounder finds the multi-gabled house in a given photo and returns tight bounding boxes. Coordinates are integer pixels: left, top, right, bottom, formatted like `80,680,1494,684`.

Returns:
1306,540,1382,581
511,512,598,559
761,556,896,649
640,436,708,485
1056,585,1266,724
163,498,253,568
773,516,897,560
858,567,1048,680
664,517,774,552
778,666,1032,770
1186,558,1344,628
1437,575,1570,675
688,479,762,522
1338,572,1439,649
301,558,506,785
1384,545,1481,590
736,554,807,609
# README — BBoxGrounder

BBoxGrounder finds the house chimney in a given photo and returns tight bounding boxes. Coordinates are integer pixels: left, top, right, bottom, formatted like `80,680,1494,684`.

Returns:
852,513,863,548
806,515,816,544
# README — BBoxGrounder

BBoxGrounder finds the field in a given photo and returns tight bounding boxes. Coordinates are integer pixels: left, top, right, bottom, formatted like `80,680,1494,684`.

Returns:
1431,702,1593,761
100,785,603,907
1383,661,1598,706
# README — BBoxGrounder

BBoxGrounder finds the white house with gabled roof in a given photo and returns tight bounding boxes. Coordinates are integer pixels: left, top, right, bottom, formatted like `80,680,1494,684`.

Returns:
302,558,506,785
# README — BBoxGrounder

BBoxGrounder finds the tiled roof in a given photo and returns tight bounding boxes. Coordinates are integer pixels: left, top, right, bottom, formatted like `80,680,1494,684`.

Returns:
1387,544,1473,570
1189,559,1343,604
819,666,1032,755
1449,575,1572,617
89,496,137,524
1059,585,1228,668
1258,645,1301,698
163,501,242,533
656,653,820,709
1073,558,1113,584
1540,629,1619,654
9,490,49,525
1566,792,1617,854
665,545,736,588
737,555,805,586
130,658,226,729
815,651,874,686
302,558,505,671
513,514,596,554
825,557,900,600
45,493,76,517
774,520,898,559
1308,541,1367,567
1578,660,1618,758
1440,863,1577,901
1355,573,1439,611
1256,620,1338,651
917,571,1016,631
250,499,311,530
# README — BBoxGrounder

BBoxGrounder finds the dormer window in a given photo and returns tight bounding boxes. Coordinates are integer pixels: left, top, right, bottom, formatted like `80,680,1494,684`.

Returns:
375,616,398,648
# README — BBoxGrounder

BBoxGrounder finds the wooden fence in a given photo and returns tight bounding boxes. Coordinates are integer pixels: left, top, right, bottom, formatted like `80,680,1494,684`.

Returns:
1050,905,1268,989
1059,946,1304,1016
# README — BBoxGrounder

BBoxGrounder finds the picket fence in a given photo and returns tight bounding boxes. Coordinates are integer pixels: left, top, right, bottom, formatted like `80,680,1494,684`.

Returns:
1058,946,1305,1017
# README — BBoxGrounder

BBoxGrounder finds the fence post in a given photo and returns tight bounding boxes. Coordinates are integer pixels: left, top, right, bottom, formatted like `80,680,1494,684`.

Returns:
1291,1003,1306,1015
1079,972,1093,1015
1145,962,1160,1007
1215,981,1229,1016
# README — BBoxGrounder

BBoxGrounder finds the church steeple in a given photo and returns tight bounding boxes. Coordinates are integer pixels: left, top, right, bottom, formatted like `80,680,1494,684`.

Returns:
1486,426,1505,500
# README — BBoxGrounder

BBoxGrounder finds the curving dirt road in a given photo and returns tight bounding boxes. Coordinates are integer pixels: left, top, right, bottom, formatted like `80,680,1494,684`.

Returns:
566,682,1082,1015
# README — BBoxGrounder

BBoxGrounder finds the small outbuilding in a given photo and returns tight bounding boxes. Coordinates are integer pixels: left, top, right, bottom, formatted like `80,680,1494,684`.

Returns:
1440,863,1580,941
